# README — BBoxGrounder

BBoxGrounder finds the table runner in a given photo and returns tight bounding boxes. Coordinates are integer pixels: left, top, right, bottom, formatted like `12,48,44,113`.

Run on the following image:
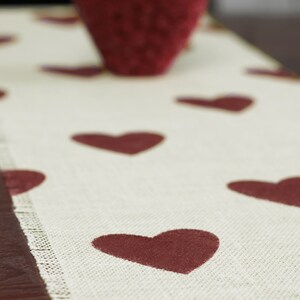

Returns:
0,7,299,300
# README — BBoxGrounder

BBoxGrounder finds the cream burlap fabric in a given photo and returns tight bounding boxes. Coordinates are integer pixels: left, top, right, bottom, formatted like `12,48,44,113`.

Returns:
0,8,299,300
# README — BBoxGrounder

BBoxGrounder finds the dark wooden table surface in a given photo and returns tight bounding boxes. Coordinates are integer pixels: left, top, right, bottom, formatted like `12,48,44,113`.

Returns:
216,15,300,75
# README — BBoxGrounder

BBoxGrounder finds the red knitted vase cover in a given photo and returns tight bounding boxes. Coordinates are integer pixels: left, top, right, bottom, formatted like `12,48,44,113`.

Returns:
75,0,208,76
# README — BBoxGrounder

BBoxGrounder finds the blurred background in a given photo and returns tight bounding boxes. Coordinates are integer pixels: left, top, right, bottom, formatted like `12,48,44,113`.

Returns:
1,0,300,74
213,0,300,74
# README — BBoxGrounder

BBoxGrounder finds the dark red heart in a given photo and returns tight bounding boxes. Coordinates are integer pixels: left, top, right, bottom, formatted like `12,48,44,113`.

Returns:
228,177,300,208
0,35,15,45
72,132,164,155
177,95,253,112
36,16,80,25
93,229,219,274
247,68,298,80
74,0,208,76
203,20,226,31
1,170,46,196
41,65,103,78
0,89,7,99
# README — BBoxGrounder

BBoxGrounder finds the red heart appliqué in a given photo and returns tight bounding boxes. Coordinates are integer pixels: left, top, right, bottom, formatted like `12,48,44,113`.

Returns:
0,89,7,99
41,65,103,78
202,20,225,32
0,35,15,45
72,132,164,155
177,95,253,112
247,68,298,80
228,177,300,208
1,170,46,196
36,16,80,25
93,229,219,274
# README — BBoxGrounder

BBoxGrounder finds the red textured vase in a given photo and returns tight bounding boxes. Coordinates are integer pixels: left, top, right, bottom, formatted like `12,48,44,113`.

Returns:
74,0,208,76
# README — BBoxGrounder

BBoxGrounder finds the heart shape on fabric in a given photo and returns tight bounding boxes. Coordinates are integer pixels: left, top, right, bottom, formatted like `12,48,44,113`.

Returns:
36,16,80,25
93,229,219,274
202,20,226,32
0,89,6,99
41,65,103,78
228,177,300,208
246,68,298,80
1,170,46,196
0,35,15,45
177,95,253,112
72,132,164,155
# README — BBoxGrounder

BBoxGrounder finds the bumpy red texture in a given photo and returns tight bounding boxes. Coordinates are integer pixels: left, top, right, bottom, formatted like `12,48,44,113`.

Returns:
75,0,208,76
93,229,219,274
